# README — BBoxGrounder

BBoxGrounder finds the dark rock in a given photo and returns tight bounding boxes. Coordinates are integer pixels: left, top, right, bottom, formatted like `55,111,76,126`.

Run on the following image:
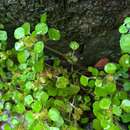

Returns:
0,0,130,65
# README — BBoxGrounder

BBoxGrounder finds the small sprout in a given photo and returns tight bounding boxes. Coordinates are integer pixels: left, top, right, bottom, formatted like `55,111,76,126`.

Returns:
22,22,30,35
69,41,79,51
40,12,47,23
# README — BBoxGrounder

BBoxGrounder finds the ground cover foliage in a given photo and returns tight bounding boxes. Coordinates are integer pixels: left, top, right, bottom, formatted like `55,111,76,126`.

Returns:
0,14,130,130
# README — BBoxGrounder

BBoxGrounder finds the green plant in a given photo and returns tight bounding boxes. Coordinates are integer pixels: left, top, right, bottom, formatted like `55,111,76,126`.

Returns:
82,17,130,130
0,13,83,130
1,13,130,130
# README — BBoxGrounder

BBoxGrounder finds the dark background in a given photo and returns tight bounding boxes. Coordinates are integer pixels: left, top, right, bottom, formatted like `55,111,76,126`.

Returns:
0,0,130,66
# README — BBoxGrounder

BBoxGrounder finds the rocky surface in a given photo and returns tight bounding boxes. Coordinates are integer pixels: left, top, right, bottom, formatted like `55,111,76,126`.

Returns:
0,0,130,65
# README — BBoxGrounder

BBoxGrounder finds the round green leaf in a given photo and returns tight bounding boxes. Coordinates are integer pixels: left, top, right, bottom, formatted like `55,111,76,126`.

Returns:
24,95,33,105
15,41,24,51
31,101,42,113
99,98,111,109
121,99,130,113
3,124,11,130
119,54,130,68
0,30,7,41
48,28,61,41
34,91,49,105
35,23,48,35
95,79,102,87
104,63,117,74
48,108,60,122
112,105,122,116
25,111,34,124
119,25,128,34
124,17,130,24
2,114,8,121
69,41,79,51
14,103,25,114
34,41,44,53
120,34,130,53
25,81,33,91
14,27,25,39
80,75,89,87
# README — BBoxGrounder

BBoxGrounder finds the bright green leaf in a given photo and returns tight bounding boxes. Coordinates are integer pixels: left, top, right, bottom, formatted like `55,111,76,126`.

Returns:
112,105,122,116
119,25,128,34
121,99,130,113
124,17,130,24
80,75,89,87
69,41,79,51
31,101,42,113
34,41,44,53
99,98,111,109
120,34,130,53
14,103,25,114
14,27,25,39
119,54,130,68
0,30,7,41
40,13,47,23
48,107,61,122
17,50,30,64
104,63,117,74
24,95,33,105
35,23,48,35
22,22,30,35
3,123,11,130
